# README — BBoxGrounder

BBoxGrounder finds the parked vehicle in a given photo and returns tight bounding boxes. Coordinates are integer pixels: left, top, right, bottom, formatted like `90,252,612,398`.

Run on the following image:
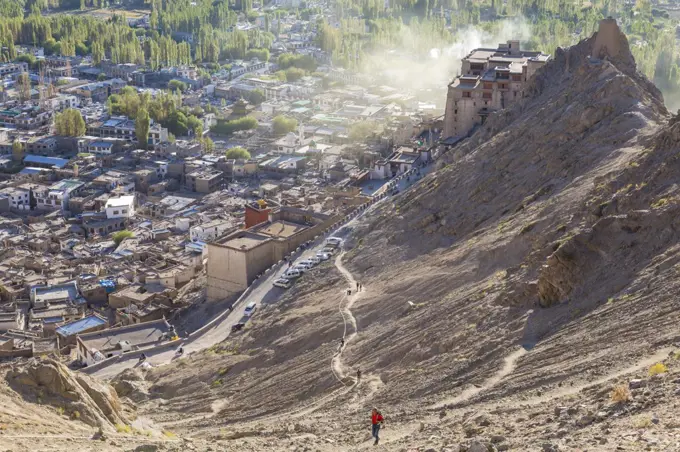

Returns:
326,237,343,247
308,256,321,265
316,252,331,261
273,278,292,289
294,264,310,273
322,247,337,255
244,302,257,317
284,269,301,279
299,259,316,267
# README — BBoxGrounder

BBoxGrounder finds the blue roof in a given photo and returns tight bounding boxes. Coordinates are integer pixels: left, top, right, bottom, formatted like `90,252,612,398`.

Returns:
56,315,107,337
24,155,69,169
90,141,113,148
19,167,43,175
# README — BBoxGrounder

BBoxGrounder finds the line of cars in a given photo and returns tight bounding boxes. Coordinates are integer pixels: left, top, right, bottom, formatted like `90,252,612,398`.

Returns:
273,237,344,289
231,238,344,333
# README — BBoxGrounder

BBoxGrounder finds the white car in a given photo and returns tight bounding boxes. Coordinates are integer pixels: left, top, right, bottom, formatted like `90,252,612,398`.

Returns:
244,302,257,317
299,259,316,267
326,237,343,247
294,264,311,273
284,269,301,279
316,252,331,261
273,278,292,289
308,256,321,265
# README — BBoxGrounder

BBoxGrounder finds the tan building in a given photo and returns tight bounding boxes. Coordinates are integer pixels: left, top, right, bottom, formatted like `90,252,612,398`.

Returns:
206,207,339,301
443,40,550,139
185,169,223,193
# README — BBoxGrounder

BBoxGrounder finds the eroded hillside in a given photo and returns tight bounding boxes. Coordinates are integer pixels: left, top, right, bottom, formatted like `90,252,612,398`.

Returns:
109,20,680,451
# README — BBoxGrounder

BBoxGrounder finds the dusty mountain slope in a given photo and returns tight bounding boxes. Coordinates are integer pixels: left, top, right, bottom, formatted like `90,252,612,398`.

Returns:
115,20,680,451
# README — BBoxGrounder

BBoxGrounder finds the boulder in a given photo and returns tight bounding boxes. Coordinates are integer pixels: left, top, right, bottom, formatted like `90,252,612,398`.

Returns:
6,358,128,433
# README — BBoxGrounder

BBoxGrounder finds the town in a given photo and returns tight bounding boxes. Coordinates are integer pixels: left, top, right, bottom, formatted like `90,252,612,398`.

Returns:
0,4,550,368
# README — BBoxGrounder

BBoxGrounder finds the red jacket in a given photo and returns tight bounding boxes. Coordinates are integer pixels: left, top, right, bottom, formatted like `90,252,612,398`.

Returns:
372,412,384,425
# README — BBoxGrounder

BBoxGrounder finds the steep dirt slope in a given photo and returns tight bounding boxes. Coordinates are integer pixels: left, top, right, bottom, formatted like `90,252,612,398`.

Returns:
129,20,680,451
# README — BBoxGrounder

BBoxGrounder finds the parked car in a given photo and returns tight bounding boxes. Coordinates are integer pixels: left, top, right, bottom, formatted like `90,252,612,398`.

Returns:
284,269,302,279
244,302,257,317
299,259,316,267
273,278,292,289
322,247,337,255
308,256,321,265
326,237,343,247
294,264,310,273
316,252,331,261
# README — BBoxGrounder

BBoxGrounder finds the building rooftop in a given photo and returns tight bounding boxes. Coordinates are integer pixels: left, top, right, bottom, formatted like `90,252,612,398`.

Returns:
219,232,269,250
24,155,69,169
55,314,107,337
78,318,170,352
256,220,306,239
105,196,135,208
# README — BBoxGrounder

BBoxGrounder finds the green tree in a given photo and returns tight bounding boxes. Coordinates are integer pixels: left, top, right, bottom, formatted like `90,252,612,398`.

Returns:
55,109,86,137
112,230,134,245
272,115,298,135
11,141,24,161
17,72,31,103
135,108,150,149
202,136,215,153
168,79,188,92
225,146,251,159
248,89,265,105
212,116,258,135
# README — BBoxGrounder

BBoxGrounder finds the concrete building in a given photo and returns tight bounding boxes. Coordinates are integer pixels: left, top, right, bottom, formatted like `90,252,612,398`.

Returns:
33,179,85,212
190,219,234,242
206,206,338,301
76,318,172,366
0,186,31,211
185,169,223,193
443,40,550,139
0,62,28,77
105,195,135,219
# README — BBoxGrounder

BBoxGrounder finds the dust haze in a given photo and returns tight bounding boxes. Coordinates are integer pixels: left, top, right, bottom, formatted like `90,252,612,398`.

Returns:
359,17,532,106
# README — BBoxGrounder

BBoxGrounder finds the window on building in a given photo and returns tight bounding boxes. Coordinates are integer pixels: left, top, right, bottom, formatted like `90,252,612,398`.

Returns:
113,210,119,215
512,74,522,82
482,92,492,99
121,209,127,214
483,83,492,90
462,91,471,98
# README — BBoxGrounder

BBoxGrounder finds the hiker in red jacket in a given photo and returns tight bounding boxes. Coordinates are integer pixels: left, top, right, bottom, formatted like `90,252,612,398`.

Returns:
371,408,384,445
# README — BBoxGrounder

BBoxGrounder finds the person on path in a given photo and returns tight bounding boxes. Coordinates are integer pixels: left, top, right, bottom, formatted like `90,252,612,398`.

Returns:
347,288,351,296
340,338,345,348
356,282,359,291
371,408,384,445
356,368,362,381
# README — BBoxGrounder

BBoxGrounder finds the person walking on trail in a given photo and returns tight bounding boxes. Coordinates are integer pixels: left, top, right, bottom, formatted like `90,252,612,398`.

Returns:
371,408,384,445
340,338,345,348
356,368,362,381
356,282,359,291
347,288,351,296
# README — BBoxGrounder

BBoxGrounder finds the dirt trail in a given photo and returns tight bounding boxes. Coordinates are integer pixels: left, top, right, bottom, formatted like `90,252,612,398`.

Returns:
494,347,674,410
331,251,362,384
431,347,528,409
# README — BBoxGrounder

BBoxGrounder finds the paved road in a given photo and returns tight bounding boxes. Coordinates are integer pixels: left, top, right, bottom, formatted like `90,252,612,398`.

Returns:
91,165,432,380
91,202,384,380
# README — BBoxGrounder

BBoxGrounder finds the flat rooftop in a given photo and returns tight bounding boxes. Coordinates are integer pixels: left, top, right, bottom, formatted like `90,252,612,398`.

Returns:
79,319,170,351
257,220,307,239
56,315,107,337
220,232,270,250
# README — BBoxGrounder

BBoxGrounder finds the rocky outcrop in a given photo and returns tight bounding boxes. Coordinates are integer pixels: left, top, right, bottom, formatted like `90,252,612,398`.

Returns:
6,358,128,432
110,368,150,403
